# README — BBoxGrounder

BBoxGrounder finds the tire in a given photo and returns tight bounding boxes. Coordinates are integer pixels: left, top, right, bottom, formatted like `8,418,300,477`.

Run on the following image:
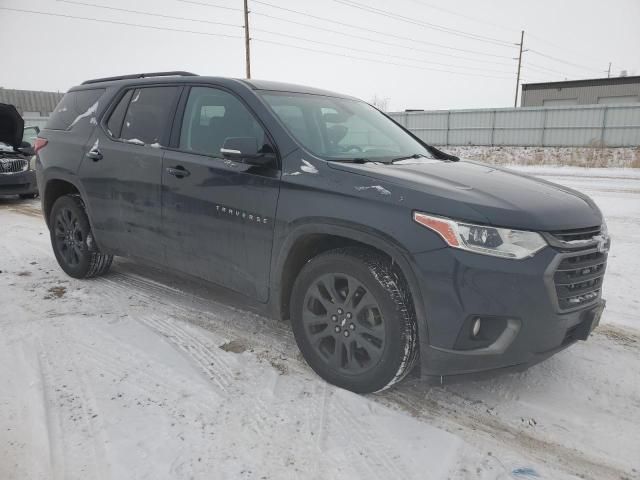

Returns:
49,195,113,279
290,247,418,393
19,193,38,199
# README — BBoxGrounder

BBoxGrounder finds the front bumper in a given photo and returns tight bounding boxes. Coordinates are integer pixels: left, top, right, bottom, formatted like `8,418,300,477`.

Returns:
0,169,38,195
412,244,606,381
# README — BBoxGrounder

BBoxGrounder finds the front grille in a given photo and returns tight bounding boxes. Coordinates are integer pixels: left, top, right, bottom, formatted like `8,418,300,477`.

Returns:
554,251,607,310
0,158,28,173
549,226,601,243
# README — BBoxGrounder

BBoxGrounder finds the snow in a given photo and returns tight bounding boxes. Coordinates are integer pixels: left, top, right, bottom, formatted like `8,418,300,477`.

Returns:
123,138,145,146
300,159,319,174
68,101,99,129
448,146,640,169
355,185,392,195
1,168,639,479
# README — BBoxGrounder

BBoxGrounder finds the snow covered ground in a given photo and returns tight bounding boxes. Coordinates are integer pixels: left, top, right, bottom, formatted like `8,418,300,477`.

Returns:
1,168,639,480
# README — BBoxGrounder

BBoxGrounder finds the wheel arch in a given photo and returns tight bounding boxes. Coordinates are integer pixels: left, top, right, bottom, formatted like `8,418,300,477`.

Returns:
41,175,105,251
271,220,430,348
43,177,81,228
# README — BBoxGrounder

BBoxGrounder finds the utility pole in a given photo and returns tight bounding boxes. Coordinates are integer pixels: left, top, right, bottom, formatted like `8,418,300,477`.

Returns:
514,30,524,108
243,0,251,79
607,62,612,78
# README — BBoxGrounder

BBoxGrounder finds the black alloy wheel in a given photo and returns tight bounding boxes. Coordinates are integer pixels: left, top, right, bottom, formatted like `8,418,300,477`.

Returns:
301,273,385,375
49,195,113,279
291,247,418,393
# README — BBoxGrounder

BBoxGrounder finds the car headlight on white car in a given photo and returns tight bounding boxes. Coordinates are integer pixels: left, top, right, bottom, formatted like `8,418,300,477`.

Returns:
413,212,547,260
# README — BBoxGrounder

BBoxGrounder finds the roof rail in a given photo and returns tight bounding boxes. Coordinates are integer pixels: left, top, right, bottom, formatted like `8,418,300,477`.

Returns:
81,71,198,85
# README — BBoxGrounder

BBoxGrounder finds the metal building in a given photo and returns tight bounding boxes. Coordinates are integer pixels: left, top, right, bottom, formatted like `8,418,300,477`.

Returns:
521,76,640,107
0,88,63,117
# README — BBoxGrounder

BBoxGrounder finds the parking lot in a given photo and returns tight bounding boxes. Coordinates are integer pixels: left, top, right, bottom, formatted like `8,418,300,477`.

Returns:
1,167,639,480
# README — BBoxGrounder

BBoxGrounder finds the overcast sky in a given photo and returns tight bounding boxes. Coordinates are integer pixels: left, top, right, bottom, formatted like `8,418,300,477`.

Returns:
1,0,639,110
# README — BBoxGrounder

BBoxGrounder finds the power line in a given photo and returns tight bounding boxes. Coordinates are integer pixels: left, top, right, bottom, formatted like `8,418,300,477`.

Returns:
252,28,515,75
525,63,576,78
334,0,514,47
54,0,515,74
56,0,242,28
177,0,242,12
399,0,518,34
528,49,603,74
248,0,515,59
0,5,510,80
0,7,243,39
252,38,513,79
251,10,515,67
527,32,612,68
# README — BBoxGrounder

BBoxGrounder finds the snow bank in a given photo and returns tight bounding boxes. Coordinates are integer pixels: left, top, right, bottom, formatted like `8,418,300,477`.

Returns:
444,146,640,169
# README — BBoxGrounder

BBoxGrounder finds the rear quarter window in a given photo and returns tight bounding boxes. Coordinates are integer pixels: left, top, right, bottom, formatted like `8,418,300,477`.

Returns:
46,88,105,131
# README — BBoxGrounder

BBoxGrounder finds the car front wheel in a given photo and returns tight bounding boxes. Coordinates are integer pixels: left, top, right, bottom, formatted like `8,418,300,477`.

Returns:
290,247,418,393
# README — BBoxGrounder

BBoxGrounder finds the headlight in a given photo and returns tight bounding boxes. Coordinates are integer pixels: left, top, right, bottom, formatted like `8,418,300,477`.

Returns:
29,156,37,171
413,212,547,259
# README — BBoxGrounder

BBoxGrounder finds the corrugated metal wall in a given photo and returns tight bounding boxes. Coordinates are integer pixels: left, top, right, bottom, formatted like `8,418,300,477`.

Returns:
522,81,640,106
390,104,640,147
0,89,64,116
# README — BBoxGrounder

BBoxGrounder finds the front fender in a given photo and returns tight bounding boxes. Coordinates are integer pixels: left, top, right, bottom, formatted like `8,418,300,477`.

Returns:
269,218,436,353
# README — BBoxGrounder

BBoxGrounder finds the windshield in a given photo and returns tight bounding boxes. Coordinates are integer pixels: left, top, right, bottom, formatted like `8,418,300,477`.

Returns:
22,126,39,146
259,91,434,162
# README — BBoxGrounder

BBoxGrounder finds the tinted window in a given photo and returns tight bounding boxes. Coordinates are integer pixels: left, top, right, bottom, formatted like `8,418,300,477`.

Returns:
179,87,267,157
46,89,105,130
106,90,133,138
119,87,180,145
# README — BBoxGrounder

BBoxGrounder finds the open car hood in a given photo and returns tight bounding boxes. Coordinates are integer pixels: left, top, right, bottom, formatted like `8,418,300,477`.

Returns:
0,103,25,149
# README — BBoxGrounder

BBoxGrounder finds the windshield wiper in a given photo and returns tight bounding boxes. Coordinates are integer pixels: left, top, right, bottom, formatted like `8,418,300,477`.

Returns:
328,158,384,164
391,153,428,163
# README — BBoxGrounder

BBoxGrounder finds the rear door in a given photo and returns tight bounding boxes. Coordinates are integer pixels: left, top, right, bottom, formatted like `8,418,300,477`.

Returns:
161,85,280,301
79,85,181,260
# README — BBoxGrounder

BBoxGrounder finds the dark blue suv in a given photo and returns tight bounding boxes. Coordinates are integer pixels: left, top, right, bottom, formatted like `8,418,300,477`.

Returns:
34,72,609,392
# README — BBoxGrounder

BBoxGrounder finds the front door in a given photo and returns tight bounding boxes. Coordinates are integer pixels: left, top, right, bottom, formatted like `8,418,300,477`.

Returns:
161,86,280,302
80,85,181,260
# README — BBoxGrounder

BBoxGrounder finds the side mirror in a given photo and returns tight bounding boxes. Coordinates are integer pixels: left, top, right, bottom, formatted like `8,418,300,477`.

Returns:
220,137,274,166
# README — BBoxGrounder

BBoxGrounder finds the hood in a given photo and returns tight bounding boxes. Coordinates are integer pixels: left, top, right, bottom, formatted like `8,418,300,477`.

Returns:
330,159,602,231
0,103,25,149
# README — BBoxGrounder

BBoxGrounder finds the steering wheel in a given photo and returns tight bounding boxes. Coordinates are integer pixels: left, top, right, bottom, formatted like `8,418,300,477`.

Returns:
341,145,363,153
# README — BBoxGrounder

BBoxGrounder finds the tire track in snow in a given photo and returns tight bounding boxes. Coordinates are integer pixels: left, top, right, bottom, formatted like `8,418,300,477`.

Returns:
96,272,407,478
382,385,632,480
140,313,275,437
95,277,278,437
35,337,112,480
101,266,637,479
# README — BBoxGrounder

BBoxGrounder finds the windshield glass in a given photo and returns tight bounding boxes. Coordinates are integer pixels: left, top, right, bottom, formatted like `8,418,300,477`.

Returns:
259,92,434,162
22,126,39,146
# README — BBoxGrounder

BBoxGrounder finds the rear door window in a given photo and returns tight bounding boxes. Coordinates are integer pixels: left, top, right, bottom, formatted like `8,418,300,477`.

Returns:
106,90,133,138
46,89,105,130
115,86,180,146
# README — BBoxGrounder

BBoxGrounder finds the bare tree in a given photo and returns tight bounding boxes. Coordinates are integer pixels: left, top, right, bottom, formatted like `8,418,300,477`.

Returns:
371,94,390,112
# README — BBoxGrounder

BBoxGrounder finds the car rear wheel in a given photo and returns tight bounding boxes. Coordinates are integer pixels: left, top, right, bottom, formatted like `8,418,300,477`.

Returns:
49,195,113,279
290,247,418,393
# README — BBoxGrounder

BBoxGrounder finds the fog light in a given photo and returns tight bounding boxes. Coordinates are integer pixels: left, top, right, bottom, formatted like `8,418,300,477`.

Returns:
472,317,481,337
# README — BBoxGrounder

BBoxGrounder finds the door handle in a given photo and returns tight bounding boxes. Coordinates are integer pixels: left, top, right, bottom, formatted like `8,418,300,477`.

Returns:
86,148,103,161
166,166,190,178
